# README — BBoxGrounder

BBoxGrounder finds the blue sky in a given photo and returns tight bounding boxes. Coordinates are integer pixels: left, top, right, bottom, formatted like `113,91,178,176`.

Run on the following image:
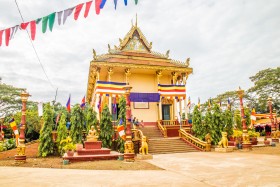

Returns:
0,0,279,105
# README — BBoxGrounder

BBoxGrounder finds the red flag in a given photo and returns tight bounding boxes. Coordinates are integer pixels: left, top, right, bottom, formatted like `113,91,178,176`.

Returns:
20,22,29,30
80,96,86,109
84,1,93,18
0,30,3,46
95,0,102,15
30,20,36,40
74,3,84,20
5,28,10,46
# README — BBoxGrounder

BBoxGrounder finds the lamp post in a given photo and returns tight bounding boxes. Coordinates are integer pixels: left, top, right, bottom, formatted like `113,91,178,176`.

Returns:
268,97,279,142
123,85,135,162
237,87,252,150
15,90,31,162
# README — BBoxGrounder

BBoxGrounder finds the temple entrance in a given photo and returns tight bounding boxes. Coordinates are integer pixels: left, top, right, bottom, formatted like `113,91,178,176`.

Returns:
162,104,171,120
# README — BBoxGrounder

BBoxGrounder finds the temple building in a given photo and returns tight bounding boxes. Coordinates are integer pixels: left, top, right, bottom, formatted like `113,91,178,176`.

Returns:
86,21,193,126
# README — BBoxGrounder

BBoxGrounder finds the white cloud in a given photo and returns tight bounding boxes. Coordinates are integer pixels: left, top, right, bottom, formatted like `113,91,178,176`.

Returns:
0,0,279,105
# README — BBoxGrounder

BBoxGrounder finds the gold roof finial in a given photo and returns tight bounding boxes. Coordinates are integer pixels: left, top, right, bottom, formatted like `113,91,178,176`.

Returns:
136,13,138,27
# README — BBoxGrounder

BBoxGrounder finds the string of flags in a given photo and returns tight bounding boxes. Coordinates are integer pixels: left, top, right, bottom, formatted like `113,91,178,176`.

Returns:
0,0,139,47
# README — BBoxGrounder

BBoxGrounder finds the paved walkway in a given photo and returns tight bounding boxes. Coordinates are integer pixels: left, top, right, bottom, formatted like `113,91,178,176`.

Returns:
0,152,280,187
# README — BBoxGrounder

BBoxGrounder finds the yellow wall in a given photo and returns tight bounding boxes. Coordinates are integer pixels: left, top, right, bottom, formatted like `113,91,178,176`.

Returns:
128,73,158,123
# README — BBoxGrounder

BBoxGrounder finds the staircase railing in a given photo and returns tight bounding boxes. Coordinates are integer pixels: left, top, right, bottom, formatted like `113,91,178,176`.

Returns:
157,120,167,137
179,129,211,152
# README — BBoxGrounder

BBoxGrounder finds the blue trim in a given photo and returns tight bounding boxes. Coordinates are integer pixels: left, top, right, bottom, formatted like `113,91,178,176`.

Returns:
130,92,160,102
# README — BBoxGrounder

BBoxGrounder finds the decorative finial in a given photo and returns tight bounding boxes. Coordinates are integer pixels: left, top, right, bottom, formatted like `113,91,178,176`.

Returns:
166,50,170,58
136,13,138,27
186,58,190,67
93,49,97,60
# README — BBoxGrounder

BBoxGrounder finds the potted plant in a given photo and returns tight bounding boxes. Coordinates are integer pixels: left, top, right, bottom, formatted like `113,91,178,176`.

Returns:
232,130,242,148
264,137,270,146
63,142,76,156
248,130,260,145
60,136,76,156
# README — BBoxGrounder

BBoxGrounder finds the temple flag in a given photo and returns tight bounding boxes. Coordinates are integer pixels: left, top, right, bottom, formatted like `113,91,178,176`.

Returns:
95,0,102,15
112,97,117,114
198,97,200,109
124,0,127,6
98,94,102,112
100,0,107,9
9,118,19,146
63,7,75,24
187,97,191,108
0,30,3,46
84,1,93,18
36,18,42,24
117,118,126,140
134,0,138,5
66,95,71,112
80,96,86,109
30,20,36,40
114,0,118,9
250,108,256,129
5,28,10,46
48,12,56,32
57,11,63,25
74,3,84,20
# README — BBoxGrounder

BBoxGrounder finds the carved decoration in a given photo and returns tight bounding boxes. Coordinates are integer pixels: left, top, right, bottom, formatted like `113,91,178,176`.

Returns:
161,97,173,105
185,58,190,67
156,70,162,84
125,68,131,84
107,67,113,81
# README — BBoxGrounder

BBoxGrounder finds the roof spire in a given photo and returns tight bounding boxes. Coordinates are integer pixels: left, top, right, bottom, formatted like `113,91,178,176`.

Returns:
136,13,138,27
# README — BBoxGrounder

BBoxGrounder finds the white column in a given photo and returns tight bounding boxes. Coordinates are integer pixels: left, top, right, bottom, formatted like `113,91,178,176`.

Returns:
173,98,177,120
159,97,162,120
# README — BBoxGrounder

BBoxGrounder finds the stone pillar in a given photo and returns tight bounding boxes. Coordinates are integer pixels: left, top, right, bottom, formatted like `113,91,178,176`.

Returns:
15,90,30,162
237,87,252,150
268,97,279,142
123,85,134,162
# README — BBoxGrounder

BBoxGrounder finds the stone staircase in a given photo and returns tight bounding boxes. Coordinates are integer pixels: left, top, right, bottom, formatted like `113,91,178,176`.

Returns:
140,126,199,154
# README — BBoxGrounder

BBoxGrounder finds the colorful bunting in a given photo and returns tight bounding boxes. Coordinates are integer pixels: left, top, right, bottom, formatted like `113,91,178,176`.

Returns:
48,12,56,32
114,0,118,10
63,7,75,24
30,20,36,40
20,22,29,30
100,0,107,9
0,30,3,46
57,11,63,25
95,0,102,15
74,3,84,20
0,0,139,47
5,28,10,46
84,1,93,18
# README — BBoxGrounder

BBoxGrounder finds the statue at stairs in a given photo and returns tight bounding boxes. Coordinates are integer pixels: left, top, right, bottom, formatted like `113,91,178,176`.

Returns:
139,136,149,155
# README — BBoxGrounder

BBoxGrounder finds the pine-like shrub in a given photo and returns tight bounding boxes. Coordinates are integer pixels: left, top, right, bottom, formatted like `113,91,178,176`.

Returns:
38,103,54,157
70,104,84,144
99,105,113,148
56,113,68,155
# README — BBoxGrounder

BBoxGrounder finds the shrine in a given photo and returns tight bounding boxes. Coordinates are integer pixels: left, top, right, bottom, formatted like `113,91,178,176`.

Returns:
86,19,193,130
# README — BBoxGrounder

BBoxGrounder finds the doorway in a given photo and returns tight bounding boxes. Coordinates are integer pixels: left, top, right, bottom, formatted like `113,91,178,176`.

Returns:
162,104,171,120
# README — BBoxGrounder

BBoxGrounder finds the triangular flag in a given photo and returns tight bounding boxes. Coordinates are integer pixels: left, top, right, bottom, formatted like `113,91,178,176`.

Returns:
36,18,42,24
63,7,75,24
117,119,126,140
84,1,93,18
48,12,56,31
10,25,19,40
100,0,107,9
42,15,49,33
74,3,84,20
20,22,29,30
30,20,36,40
0,30,3,46
114,0,118,9
57,11,63,25
134,0,138,5
95,0,102,15
5,28,11,46
124,0,127,6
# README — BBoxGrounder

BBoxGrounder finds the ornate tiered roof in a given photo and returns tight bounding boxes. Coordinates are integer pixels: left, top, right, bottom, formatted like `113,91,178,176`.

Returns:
86,21,193,102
